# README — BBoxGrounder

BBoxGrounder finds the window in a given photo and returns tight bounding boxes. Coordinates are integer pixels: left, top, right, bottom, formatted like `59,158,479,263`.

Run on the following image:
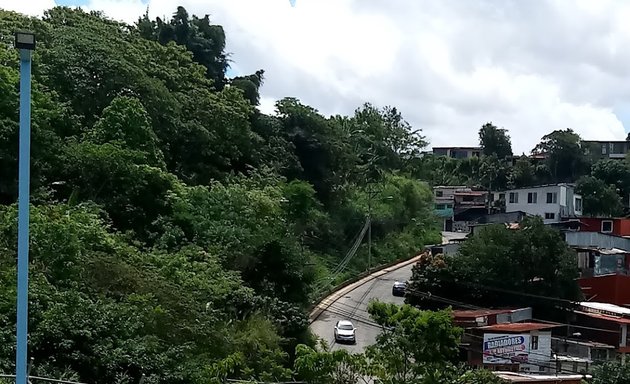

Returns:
509,192,519,204
531,335,539,350
602,220,613,233
528,192,538,204
546,192,557,204
575,197,583,212
602,144,607,154
545,213,555,220
499,193,505,201
446,204,453,209
435,190,443,197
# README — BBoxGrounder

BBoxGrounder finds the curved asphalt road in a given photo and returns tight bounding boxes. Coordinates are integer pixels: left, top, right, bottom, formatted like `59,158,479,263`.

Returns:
309,232,463,353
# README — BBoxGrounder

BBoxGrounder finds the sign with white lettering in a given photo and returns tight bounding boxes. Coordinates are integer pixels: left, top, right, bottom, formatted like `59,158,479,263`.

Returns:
483,333,529,364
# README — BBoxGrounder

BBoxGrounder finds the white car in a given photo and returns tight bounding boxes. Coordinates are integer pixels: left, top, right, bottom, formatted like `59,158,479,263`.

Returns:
334,320,356,344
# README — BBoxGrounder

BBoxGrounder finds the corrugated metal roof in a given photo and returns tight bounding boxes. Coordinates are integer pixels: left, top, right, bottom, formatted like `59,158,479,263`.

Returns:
494,371,591,382
579,301,630,315
452,308,515,318
479,322,558,332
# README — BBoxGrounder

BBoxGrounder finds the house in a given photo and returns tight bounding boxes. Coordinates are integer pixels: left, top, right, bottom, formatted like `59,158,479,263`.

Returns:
564,231,630,250
433,186,490,231
433,185,464,218
498,184,582,224
574,247,630,278
572,302,630,362
574,217,630,237
432,146,481,159
551,337,616,366
453,308,532,328
579,274,630,306
583,140,630,160
493,371,589,383
464,322,558,373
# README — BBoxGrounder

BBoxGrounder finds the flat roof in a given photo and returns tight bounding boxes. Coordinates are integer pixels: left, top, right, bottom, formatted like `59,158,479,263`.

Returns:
453,308,519,318
432,146,481,150
455,191,486,196
551,337,615,349
494,371,591,382
479,322,559,332
501,183,576,192
580,301,630,315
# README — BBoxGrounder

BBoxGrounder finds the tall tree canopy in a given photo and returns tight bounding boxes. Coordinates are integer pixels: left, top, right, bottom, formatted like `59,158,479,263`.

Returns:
532,129,590,183
0,6,440,383
407,217,582,317
478,123,512,159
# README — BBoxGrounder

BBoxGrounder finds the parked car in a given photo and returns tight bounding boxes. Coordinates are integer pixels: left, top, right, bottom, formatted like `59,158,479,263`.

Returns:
334,320,356,344
392,281,407,296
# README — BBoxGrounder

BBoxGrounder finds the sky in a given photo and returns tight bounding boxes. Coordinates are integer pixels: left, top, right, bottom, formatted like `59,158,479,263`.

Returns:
3,0,630,153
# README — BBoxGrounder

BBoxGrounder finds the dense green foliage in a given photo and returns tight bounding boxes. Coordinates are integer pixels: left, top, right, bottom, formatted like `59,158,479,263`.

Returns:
294,302,502,384
0,6,440,383
407,217,582,316
590,361,630,384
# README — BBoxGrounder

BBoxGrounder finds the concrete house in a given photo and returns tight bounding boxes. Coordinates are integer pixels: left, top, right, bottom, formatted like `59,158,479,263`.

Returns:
498,184,582,224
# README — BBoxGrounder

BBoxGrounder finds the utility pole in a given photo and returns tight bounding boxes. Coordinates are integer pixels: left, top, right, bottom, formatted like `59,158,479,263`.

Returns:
14,30,35,384
367,198,372,272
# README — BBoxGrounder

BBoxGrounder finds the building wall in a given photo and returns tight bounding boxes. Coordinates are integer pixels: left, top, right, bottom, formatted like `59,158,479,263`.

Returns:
496,307,533,324
565,232,630,250
480,331,552,373
573,313,621,348
504,185,581,224
432,147,481,158
578,218,630,237
579,274,630,306
583,141,630,159
523,331,553,373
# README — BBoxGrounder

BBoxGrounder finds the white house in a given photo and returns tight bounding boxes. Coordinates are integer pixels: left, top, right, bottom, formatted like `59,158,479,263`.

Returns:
496,184,582,224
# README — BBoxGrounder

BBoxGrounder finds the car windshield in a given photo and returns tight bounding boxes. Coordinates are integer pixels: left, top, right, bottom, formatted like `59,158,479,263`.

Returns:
338,323,353,330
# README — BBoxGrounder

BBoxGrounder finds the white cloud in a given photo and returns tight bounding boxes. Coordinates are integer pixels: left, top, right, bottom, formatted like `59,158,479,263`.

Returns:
0,0,55,16
4,0,630,152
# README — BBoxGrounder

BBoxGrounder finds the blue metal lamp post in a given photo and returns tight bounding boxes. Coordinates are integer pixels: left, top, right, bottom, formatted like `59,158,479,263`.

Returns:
14,30,35,384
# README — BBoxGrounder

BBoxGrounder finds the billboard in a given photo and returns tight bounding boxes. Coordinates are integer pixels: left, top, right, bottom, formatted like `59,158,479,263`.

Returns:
483,333,529,364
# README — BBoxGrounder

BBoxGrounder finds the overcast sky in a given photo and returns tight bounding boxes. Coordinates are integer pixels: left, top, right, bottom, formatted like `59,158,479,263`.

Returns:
4,0,630,153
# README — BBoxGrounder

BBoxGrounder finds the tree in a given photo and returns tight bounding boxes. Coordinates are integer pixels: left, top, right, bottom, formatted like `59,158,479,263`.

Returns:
294,344,370,384
0,7,444,382
137,6,229,88
591,159,630,207
407,217,582,315
510,156,537,188
478,123,512,160
231,69,265,105
294,303,500,384
591,361,630,384
366,302,462,383
575,176,623,217
532,129,590,182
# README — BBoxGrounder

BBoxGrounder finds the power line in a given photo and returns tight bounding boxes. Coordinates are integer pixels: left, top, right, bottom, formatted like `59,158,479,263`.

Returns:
403,288,620,334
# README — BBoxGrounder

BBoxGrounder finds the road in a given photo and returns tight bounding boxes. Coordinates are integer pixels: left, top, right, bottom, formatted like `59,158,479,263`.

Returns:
309,261,413,353
309,231,463,352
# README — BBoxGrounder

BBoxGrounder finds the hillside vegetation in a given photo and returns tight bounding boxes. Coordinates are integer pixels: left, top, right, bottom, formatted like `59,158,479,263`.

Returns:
0,6,440,384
